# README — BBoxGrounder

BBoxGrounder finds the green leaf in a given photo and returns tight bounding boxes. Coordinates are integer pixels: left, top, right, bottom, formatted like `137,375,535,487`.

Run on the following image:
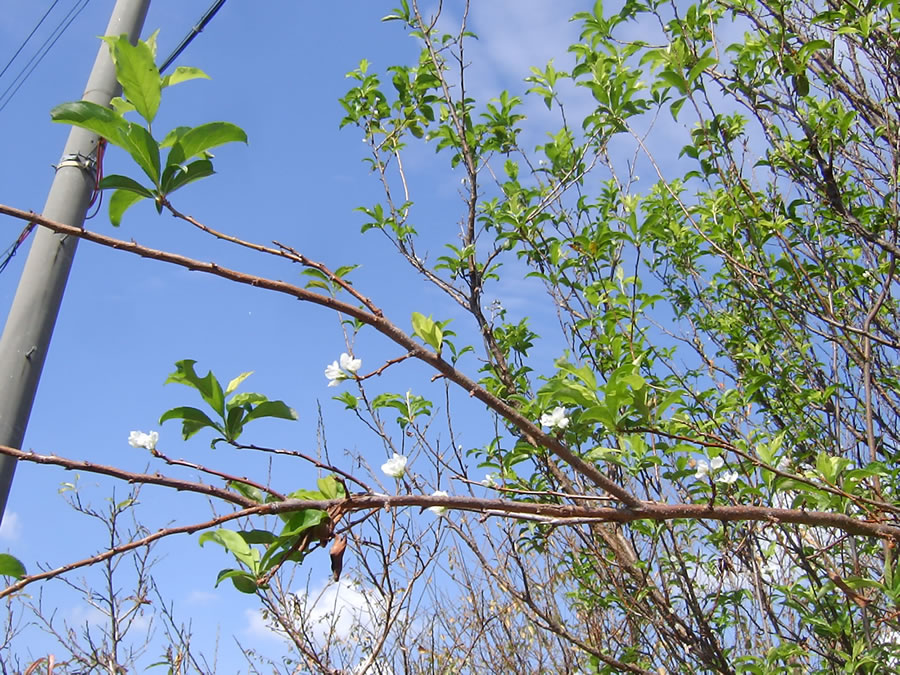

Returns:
214,568,258,593
228,481,263,502
0,554,25,579
224,405,246,440
161,65,210,89
282,509,328,537
109,96,136,116
166,122,247,166
120,122,161,185
225,371,253,396
159,126,192,148
164,360,226,418
228,392,268,408
159,406,224,440
199,528,258,570
101,34,161,123
333,391,358,410
317,475,344,500
239,529,277,545
160,158,215,195
98,174,155,197
108,189,148,226
411,311,443,352
50,100,129,143
53,100,162,186
243,400,298,424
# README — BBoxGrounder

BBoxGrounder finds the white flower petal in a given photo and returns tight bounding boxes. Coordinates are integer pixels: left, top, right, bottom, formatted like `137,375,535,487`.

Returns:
128,430,158,451
694,460,710,479
381,453,408,478
718,470,739,485
540,406,570,430
340,352,362,373
324,360,342,381
710,456,724,471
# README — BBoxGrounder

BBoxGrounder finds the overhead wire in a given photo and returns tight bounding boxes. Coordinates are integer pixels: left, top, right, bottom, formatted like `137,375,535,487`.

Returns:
158,0,228,73
0,0,64,84
0,0,92,114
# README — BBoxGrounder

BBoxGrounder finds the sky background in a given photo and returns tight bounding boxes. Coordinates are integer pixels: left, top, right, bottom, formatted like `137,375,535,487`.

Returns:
0,0,614,669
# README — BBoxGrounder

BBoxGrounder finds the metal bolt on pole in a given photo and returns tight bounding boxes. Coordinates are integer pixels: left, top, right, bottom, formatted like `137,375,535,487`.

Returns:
0,0,151,520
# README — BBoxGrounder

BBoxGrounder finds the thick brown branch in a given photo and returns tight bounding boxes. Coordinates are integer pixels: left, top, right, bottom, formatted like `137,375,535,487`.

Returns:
0,445,256,508
0,203,639,507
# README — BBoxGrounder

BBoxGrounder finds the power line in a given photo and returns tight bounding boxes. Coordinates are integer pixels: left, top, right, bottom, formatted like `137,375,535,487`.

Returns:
0,0,64,83
0,0,92,114
159,0,228,73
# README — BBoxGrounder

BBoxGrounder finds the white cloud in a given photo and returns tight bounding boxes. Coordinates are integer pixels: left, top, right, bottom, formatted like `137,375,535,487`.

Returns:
66,604,106,628
243,578,380,647
295,577,377,644
244,607,288,643
0,511,21,541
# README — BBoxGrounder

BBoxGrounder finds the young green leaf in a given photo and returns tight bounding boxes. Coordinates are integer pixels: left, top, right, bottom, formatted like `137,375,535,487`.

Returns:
165,121,247,167
159,406,224,440
411,311,443,352
100,34,162,124
164,360,226,418
0,554,25,579
108,189,147,226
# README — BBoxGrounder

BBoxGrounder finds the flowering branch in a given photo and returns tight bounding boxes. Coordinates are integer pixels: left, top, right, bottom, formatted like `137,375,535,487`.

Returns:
0,203,639,507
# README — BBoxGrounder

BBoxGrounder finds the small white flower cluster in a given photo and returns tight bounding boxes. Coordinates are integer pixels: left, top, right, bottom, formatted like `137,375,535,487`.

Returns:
325,353,362,387
540,406,569,430
128,430,158,451
695,455,738,485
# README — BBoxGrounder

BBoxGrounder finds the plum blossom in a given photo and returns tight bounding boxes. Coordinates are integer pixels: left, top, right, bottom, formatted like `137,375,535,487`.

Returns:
540,406,569,430
695,455,738,484
482,473,498,487
427,490,449,515
381,453,407,478
128,430,158,451
324,361,343,386
694,460,711,479
340,352,362,373
325,353,362,387
718,470,739,485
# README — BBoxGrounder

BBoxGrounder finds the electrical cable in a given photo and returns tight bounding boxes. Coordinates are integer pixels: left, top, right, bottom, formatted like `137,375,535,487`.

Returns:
0,0,63,84
0,223,37,276
158,0,228,73
0,0,92,114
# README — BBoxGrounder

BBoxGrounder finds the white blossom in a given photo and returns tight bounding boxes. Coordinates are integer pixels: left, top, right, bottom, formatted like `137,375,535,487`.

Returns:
695,455,737,484
340,352,362,373
540,406,570,430
694,460,710,479
128,430,158,451
482,473,498,487
324,360,343,386
381,453,407,478
428,490,449,515
718,470,739,485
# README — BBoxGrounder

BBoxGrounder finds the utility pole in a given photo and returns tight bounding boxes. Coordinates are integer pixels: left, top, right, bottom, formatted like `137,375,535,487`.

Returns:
0,0,151,520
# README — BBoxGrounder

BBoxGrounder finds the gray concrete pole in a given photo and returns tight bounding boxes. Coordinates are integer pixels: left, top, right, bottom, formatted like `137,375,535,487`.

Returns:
0,0,151,519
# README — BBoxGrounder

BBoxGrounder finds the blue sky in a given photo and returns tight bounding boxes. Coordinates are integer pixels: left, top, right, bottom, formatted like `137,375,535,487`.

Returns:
0,0,599,668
